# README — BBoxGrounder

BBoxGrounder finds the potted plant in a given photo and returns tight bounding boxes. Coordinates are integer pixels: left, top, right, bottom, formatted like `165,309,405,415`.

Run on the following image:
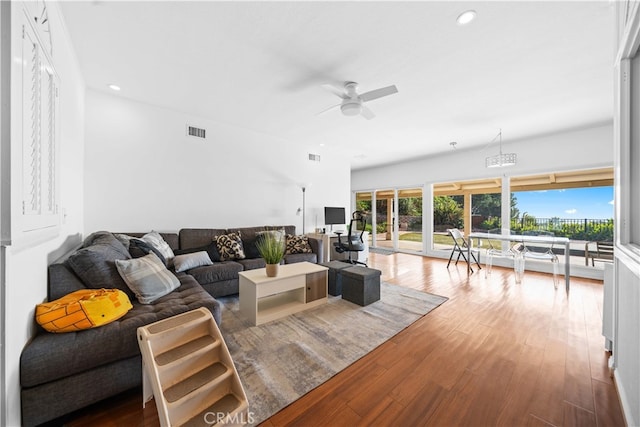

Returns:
256,232,285,277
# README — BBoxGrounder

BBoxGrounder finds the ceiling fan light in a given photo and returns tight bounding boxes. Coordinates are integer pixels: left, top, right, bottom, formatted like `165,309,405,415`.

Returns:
341,102,362,116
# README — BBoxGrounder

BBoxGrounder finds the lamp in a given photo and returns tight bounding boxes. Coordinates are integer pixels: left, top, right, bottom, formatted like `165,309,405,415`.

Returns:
485,129,517,168
299,185,310,234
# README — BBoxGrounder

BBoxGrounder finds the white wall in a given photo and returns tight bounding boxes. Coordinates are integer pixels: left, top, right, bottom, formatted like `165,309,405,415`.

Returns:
3,2,85,425
84,90,351,234
352,123,613,190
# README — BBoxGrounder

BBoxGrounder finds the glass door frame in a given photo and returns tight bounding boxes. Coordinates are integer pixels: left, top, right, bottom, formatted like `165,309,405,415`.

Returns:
353,186,425,254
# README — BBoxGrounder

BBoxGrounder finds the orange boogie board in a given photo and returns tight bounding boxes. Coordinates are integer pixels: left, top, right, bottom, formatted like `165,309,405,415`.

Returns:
36,289,132,333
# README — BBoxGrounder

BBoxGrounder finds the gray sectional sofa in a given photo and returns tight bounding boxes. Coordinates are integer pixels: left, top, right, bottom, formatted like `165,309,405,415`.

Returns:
20,225,323,426
177,226,323,297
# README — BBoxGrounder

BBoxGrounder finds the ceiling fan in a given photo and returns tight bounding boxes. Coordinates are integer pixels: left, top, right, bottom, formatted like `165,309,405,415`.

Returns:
320,81,398,120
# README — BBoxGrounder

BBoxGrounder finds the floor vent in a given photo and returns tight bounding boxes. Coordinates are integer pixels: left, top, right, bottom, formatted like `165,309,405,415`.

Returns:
187,125,206,139
308,153,321,162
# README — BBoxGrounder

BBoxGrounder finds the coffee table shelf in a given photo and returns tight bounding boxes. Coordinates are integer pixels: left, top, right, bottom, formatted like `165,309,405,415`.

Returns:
239,262,328,326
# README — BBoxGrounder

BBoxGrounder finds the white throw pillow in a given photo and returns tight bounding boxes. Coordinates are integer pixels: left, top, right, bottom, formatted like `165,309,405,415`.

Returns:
141,231,175,264
173,251,213,273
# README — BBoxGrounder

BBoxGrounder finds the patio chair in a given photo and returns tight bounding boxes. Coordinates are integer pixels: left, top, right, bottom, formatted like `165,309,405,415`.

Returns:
446,228,481,273
584,241,614,266
520,230,560,289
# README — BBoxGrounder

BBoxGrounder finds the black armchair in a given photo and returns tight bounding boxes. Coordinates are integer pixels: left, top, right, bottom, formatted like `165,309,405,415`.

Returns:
334,211,367,266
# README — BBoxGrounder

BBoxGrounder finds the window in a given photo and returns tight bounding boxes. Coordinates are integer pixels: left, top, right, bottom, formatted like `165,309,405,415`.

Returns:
15,11,60,240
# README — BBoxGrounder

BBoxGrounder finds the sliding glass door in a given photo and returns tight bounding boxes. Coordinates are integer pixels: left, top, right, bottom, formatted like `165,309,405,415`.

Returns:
374,190,393,249
398,188,423,253
355,191,373,248
355,187,423,253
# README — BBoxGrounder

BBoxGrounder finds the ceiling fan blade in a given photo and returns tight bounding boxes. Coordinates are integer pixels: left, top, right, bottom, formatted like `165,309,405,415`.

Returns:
321,83,348,99
317,103,341,115
360,105,375,120
360,85,398,102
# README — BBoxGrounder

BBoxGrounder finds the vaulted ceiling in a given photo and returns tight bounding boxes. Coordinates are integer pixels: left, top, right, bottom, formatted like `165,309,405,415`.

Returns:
59,1,614,170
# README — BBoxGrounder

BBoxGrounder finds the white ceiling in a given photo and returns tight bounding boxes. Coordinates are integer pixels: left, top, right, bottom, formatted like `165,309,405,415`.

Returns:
59,1,615,170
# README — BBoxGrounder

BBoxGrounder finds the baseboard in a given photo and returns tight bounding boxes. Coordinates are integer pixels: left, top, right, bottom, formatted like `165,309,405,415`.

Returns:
614,367,637,427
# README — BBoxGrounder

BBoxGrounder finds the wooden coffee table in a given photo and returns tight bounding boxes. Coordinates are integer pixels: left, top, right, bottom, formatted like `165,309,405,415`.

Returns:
238,262,328,326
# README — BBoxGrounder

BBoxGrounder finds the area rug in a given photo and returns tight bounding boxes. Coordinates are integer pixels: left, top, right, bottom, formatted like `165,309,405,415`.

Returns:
217,282,448,426
369,247,396,255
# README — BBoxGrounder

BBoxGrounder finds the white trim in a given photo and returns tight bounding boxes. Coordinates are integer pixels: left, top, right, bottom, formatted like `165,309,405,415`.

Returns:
614,348,638,427
613,3,640,426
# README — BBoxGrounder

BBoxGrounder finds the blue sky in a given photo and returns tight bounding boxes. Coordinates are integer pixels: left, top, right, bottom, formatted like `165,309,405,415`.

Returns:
513,187,614,219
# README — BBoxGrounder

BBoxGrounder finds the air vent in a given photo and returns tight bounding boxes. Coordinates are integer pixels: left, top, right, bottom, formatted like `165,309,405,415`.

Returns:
186,125,206,139
308,153,321,162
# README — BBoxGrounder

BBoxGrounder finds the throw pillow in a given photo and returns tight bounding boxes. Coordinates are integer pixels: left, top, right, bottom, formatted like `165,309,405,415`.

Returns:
141,231,175,264
173,242,221,262
113,233,133,250
213,232,245,261
173,251,213,273
242,236,261,259
115,253,180,304
257,229,285,242
35,289,132,333
128,238,168,265
285,234,313,254
67,233,132,296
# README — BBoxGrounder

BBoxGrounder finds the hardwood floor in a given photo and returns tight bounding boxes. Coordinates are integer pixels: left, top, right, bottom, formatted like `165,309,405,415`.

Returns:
60,253,625,427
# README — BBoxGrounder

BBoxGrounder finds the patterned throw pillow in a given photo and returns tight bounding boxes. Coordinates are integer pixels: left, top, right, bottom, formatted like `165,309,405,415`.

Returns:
213,232,246,261
285,234,313,254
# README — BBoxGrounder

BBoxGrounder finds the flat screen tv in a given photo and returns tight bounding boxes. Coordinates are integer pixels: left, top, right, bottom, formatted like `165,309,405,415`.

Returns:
324,207,346,225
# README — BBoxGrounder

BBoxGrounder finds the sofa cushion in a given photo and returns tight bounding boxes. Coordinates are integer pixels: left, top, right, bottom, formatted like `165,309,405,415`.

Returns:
285,234,313,254
236,258,267,271
21,274,220,388
284,253,317,264
186,261,244,284
179,228,227,250
67,232,132,296
213,232,246,261
48,263,87,301
228,225,295,240
116,253,181,304
173,251,213,273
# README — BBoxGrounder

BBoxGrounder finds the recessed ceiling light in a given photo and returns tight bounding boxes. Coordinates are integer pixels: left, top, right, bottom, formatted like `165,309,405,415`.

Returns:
456,10,476,25
108,84,121,91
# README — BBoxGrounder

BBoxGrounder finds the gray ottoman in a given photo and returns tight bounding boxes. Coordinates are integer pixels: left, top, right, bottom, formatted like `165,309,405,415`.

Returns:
342,266,382,306
321,261,352,296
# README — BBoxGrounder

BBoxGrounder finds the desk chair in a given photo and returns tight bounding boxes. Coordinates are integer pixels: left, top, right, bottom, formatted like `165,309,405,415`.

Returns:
334,211,367,266
446,228,481,273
